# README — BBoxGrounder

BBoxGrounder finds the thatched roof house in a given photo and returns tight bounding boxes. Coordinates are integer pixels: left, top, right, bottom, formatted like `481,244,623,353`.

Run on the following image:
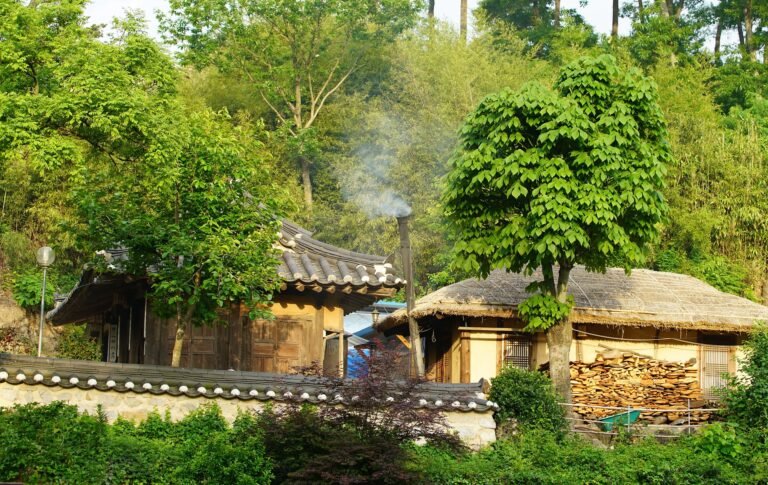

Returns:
378,266,768,332
376,266,767,402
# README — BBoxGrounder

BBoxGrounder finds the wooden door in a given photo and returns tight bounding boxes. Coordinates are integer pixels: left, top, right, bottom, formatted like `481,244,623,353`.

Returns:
165,323,220,369
249,316,308,373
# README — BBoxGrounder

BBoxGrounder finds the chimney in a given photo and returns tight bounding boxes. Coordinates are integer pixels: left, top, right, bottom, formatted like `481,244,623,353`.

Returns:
396,215,425,378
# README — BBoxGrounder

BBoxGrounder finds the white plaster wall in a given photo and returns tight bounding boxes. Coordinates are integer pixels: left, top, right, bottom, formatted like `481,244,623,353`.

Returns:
0,382,496,449
469,332,498,383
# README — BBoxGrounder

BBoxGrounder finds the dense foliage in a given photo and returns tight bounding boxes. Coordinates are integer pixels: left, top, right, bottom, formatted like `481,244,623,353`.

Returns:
409,426,767,484
5,400,768,484
721,325,768,430
0,402,272,484
55,325,101,361
489,366,566,435
3,0,768,310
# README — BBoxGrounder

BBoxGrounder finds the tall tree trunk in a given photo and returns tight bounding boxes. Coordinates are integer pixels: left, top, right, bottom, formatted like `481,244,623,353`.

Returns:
745,0,755,60
554,0,561,29
714,19,723,60
428,0,435,18
637,0,644,21
301,158,313,209
547,264,573,405
737,21,745,50
612,0,620,39
460,0,468,42
658,0,669,17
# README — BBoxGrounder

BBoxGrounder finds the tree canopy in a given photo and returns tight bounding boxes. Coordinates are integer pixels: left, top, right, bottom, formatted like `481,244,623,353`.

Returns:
444,54,670,400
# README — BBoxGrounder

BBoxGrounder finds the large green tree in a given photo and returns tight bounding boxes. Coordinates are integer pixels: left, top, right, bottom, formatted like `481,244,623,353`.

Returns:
444,55,670,401
75,109,285,367
160,0,422,210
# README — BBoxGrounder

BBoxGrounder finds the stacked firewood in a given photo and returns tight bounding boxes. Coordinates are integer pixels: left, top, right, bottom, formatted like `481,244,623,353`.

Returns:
570,350,714,424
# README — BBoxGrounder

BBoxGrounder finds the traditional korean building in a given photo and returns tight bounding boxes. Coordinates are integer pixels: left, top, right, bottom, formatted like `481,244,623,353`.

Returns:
377,266,768,400
48,221,403,375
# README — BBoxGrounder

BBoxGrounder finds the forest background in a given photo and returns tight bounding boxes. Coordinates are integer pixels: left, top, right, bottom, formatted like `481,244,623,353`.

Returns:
2,0,768,318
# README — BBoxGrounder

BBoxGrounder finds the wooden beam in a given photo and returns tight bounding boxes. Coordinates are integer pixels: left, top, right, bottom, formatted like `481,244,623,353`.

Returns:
460,331,470,384
395,334,411,349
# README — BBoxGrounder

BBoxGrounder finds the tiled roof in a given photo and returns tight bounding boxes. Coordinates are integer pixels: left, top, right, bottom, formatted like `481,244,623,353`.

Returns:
277,220,403,291
48,220,404,324
0,353,496,413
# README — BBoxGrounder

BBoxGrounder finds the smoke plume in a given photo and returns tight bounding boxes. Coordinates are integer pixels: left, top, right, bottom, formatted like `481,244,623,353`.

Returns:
341,114,412,218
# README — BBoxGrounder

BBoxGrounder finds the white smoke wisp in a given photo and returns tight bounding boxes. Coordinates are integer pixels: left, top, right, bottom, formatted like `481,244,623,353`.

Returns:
341,114,412,218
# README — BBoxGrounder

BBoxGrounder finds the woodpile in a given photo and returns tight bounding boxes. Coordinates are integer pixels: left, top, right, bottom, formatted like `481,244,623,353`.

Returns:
570,350,714,425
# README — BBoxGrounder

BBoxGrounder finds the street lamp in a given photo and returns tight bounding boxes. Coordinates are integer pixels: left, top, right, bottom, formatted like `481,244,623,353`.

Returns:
36,246,55,357
370,308,380,326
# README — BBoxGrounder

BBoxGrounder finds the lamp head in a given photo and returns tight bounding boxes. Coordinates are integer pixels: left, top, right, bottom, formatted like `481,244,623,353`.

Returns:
36,246,55,268
371,308,380,325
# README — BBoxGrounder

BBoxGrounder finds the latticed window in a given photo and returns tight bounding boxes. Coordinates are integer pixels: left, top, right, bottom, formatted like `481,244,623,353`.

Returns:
700,345,732,400
503,333,532,370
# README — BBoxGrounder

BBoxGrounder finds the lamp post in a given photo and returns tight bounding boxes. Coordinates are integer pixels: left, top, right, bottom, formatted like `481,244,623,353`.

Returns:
36,246,55,357
370,308,380,326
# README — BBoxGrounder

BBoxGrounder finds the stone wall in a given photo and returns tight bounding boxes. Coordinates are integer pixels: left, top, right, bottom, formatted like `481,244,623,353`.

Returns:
0,353,496,449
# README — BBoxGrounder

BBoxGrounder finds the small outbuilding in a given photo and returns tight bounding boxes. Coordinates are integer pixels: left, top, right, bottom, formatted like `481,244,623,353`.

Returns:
377,266,768,399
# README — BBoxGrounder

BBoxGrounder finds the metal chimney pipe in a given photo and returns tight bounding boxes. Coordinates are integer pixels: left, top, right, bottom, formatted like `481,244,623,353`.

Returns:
396,215,425,378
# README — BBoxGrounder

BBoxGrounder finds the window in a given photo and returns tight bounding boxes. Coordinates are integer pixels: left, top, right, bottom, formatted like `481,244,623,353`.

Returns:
700,345,734,400
503,333,532,370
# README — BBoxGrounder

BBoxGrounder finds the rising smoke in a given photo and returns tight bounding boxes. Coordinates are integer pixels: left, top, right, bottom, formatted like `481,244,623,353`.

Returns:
341,113,412,218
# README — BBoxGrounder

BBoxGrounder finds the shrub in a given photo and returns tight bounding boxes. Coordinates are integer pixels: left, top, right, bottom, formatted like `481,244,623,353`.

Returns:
488,366,566,434
721,325,768,430
55,324,101,361
261,339,461,483
0,402,272,484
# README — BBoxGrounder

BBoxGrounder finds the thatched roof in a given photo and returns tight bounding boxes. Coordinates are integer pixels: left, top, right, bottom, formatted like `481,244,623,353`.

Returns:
377,266,768,332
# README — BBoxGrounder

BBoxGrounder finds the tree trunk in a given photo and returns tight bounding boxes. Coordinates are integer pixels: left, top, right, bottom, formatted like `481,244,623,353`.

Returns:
547,316,573,405
714,19,722,60
638,0,644,20
547,264,573,405
745,0,755,60
737,22,745,51
171,306,186,368
301,158,313,209
612,0,619,39
554,0,561,29
659,0,669,17
171,301,196,368
460,0,468,42
428,0,435,18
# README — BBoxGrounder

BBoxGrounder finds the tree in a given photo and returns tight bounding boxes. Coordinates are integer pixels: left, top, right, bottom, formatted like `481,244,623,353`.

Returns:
443,55,670,402
0,0,179,277
159,0,421,210
75,110,284,367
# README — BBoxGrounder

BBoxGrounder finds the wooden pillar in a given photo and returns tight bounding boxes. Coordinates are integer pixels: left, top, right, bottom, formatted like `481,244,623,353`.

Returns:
460,330,470,383
338,331,345,377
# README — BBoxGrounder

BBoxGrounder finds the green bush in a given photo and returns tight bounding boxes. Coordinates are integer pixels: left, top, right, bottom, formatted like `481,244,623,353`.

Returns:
0,402,272,484
721,325,768,430
55,325,101,361
488,366,566,434
11,269,55,310
410,429,753,484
